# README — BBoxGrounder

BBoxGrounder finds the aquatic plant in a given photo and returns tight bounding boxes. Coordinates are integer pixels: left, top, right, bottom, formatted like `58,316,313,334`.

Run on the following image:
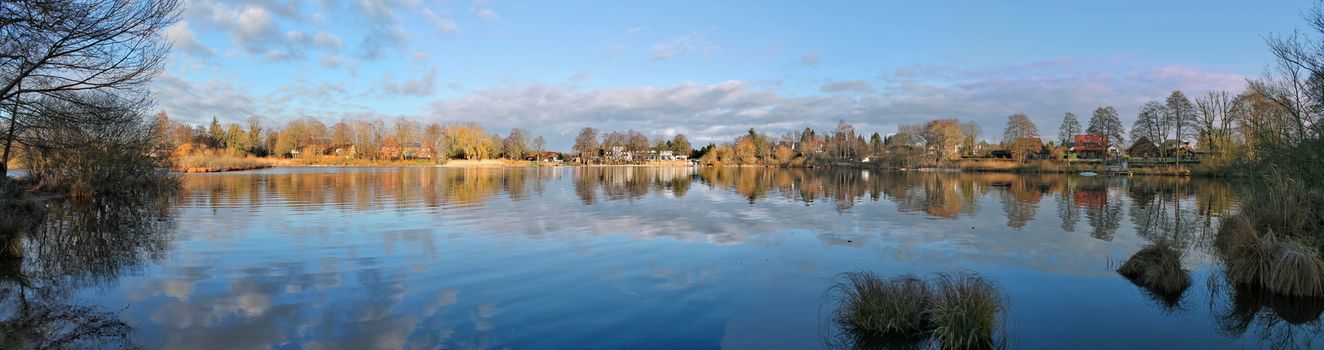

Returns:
829,271,1005,350
832,273,933,341
930,273,1005,350
1214,170,1324,298
1214,213,1258,256
1262,239,1324,297
1117,241,1191,308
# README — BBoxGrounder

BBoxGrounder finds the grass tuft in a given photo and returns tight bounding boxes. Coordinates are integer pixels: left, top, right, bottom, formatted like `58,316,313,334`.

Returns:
830,271,1005,350
1118,241,1191,308
1262,239,1324,297
1214,213,1259,256
833,273,933,341
930,273,1005,350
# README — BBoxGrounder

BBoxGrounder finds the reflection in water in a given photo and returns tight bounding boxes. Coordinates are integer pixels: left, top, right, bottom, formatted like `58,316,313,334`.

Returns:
1,196,175,348
1209,273,1324,350
2,167,1317,348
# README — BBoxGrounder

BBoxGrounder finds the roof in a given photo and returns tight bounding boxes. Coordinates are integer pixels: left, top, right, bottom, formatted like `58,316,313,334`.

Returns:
1072,134,1108,152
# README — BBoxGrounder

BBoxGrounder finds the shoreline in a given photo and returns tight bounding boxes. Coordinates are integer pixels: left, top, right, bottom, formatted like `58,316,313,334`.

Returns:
167,160,1236,178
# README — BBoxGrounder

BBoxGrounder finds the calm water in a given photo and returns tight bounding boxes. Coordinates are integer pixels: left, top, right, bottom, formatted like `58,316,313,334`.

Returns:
1,167,1318,349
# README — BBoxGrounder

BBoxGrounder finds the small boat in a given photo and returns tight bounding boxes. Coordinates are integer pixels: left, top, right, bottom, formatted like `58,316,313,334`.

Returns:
1080,171,1098,176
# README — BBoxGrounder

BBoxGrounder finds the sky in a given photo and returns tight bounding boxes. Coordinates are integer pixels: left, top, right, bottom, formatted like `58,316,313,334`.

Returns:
156,0,1311,150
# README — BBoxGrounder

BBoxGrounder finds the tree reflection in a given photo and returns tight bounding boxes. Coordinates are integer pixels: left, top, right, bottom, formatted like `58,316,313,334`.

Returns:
1208,273,1324,350
0,196,176,349
573,167,694,204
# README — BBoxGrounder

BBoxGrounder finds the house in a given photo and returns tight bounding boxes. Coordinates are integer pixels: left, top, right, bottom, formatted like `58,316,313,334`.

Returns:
1069,134,1109,159
608,146,630,161
1127,137,1160,158
1161,140,1196,158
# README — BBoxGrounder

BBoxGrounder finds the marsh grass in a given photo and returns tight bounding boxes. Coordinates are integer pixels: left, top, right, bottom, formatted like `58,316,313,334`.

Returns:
830,272,1005,350
1214,170,1324,298
832,273,933,345
1118,241,1191,308
1263,239,1324,297
175,153,273,172
930,273,1005,350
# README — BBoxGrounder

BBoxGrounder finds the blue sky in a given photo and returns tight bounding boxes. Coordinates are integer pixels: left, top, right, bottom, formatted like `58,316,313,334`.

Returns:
157,0,1309,149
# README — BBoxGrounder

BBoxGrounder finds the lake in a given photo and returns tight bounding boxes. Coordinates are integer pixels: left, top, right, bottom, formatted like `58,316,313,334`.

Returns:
1,167,1317,349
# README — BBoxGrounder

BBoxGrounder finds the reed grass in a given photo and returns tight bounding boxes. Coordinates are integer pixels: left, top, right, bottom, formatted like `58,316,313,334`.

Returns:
930,273,1004,350
175,153,273,172
833,273,933,339
1118,241,1191,308
831,271,1005,350
1214,170,1324,297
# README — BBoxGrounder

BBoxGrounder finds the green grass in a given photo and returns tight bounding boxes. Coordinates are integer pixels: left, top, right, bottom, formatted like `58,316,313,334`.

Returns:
830,272,1005,350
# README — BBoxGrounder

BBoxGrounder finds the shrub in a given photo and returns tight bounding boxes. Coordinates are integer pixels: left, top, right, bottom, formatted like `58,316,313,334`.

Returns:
1215,170,1324,297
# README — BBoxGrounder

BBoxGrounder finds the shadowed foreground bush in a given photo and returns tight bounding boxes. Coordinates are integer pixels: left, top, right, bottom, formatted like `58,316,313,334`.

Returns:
1117,241,1191,308
1214,171,1324,297
0,181,44,256
830,272,1005,349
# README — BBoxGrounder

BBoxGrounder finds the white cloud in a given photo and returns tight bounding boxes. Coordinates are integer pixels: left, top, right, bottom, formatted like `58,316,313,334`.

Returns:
182,0,338,61
312,31,343,50
649,34,721,61
382,68,438,97
422,8,459,36
425,58,1248,150
151,73,257,123
165,21,215,58
820,80,872,93
320,54,342,69
470,0,500,21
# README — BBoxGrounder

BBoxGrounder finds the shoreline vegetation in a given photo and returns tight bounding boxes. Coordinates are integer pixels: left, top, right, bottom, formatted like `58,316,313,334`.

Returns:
163,155,1232,177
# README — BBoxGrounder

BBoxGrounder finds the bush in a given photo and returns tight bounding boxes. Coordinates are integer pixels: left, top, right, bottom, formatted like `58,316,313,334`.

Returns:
21,99,178,198
0,180,44,258
1215,170,1324,297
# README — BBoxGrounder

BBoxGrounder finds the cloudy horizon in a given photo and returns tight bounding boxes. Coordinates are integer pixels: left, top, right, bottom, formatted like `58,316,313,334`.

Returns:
156,0,1299,149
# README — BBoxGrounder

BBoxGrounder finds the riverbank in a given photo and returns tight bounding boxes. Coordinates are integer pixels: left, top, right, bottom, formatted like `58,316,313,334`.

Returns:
173,155,699,172
170,154,1240,178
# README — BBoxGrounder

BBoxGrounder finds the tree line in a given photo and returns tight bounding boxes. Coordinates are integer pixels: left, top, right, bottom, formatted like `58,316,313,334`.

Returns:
160,115,552,162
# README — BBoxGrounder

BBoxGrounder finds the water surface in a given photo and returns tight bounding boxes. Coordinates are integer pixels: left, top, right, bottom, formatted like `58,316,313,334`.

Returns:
2,167,1317,349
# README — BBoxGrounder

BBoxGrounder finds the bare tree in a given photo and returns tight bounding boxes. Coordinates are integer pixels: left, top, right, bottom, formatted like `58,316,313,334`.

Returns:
1131,101,1166,146
1058,112,1081,146
502,128,530,160
1086,106,1125,149
1,0,181,176
1195,91,1235,155
1164,90,1199,144
1003,113,1041,161
572,127,599,163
